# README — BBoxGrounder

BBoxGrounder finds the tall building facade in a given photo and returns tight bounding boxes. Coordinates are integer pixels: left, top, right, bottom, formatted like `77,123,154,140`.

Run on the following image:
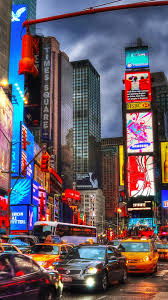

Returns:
24,36,73,188
72,60,101,189
101,137,123,221
12,0,36,34
0,0,12,81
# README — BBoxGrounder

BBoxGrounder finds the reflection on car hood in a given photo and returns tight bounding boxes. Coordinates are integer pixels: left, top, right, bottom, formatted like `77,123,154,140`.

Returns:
29,254,59,262
58,259,103,269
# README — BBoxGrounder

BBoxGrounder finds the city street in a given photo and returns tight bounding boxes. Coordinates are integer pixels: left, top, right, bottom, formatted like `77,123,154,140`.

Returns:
62,261,168,299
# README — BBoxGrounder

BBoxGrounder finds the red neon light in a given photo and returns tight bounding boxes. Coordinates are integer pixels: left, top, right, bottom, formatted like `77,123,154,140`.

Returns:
49,168,63,184
64,189,80,201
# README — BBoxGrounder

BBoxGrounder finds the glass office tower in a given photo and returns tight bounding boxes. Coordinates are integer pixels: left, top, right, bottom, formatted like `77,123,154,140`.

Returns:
12,0,36,33
72,60,101,189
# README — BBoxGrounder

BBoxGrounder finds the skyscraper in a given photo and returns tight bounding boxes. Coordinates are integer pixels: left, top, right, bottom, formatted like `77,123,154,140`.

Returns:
0,0,12,81
101,137,123,221
12,0,36,34
72,60,101,189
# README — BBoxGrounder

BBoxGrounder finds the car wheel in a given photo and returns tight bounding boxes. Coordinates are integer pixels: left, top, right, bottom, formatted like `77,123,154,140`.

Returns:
154,264,158,273
40,288,56,300
100,272,108,291
120,267,128,284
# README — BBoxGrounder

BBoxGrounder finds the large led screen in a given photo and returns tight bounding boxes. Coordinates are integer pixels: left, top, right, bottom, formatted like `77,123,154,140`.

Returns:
127,156,155,197
10,205,28,231
161,142,168,184
126,112,153,153
125,47,149,69
125,71,151,102
10,178,31,205
128,218,153,229
162,190,168,208
119,145,124,186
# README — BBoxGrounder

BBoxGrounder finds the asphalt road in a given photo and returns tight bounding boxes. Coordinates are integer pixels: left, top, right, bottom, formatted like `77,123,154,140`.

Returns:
62,261,168,299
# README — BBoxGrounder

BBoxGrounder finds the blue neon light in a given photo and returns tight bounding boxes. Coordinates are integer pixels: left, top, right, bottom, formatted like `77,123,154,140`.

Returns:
10,178,31,205
10,205,28,231
9,5,27,176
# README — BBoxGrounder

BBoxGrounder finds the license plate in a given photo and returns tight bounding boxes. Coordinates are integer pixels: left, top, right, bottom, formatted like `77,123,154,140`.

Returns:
62,276,72,282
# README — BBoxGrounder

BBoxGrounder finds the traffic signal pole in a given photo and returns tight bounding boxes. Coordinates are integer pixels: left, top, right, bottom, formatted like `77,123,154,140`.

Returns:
22,1,168,28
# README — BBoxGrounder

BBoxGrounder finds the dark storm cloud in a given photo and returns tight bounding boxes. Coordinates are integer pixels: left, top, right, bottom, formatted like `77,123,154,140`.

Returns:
36,0,168,137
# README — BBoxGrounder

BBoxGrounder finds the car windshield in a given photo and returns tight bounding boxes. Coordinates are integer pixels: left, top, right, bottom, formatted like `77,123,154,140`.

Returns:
120,242,150,252
9,239,29,246
66,246,105,260
2,245,18,253
28,245,59,255
156,243,168,249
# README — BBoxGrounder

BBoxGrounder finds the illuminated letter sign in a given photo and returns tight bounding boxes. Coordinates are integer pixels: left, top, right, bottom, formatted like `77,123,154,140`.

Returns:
127,155,154,197
126,112,153,153
41,39,51,141
125,71,151,102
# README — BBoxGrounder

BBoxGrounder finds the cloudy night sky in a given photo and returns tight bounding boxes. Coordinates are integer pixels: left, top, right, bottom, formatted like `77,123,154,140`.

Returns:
36,0,168,138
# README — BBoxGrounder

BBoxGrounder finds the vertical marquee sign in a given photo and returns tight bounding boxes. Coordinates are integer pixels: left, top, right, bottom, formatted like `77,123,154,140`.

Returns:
41,38,51,142
124,45,155,229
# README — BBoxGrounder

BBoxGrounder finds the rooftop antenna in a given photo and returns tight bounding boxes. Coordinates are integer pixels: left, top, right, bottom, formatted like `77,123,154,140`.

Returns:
137,37,143,47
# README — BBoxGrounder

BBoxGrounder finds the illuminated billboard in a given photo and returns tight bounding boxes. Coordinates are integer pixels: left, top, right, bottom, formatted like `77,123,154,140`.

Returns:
162,190,168,208
29,206,38,230
125,71,151,102
20,123,34,179
126,102,151,111
76,173,98,190
126,112,153,153
128,218,153,229
10,178,31,205
119,145,124,186
125,47,149,69
161,142,168,184
0,88,13,192
10,205,28,231
10,5,27,176
127,155,155,197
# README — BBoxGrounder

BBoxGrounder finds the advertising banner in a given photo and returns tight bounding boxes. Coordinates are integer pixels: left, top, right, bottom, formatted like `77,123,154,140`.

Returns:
127,155,155,197
161,190,168,208
125,47,149,69
126,112,153,153
128,217,153,229
0,88,13,192
126,102,151,111
125,71,151,102
20,122,34,179
29,206,38,230
161,142,168,183
10,205,28,231
41,38,51,142
119,145,124,186
10,178,32,205
76,173,98,190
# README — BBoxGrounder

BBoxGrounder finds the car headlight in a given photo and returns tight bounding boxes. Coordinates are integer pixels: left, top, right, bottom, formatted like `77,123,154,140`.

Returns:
142,256,151,262
86,267,98,274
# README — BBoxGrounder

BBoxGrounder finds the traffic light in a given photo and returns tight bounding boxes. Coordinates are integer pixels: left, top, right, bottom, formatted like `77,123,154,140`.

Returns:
19,32,38,77
40,152,50,172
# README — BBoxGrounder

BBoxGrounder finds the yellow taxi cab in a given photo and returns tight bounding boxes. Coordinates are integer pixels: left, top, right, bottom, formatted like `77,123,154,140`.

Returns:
118,238,158,273
27,243,73,269
155,241,168,260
